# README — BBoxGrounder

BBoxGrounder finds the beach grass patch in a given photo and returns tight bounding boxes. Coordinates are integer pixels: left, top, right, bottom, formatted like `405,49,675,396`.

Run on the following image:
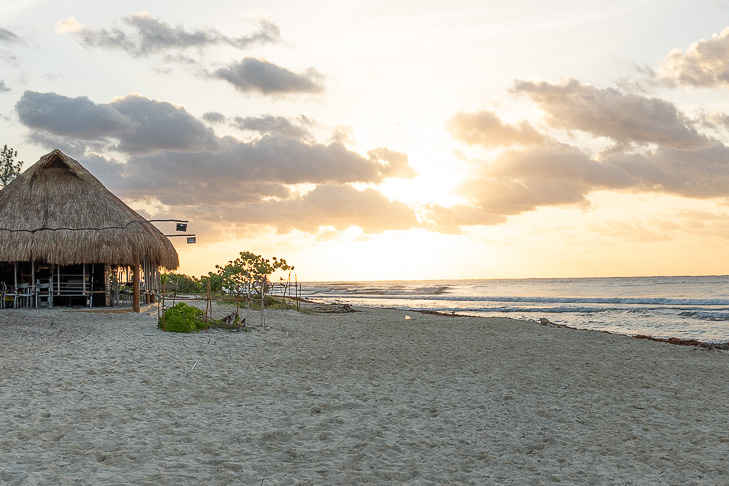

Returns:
158,303,207,333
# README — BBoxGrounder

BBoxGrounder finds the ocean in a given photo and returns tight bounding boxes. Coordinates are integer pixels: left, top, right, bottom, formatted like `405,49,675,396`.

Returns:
300,276,729,343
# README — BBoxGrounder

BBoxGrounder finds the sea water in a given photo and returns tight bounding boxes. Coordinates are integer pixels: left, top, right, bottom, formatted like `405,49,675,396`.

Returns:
300,276,729,343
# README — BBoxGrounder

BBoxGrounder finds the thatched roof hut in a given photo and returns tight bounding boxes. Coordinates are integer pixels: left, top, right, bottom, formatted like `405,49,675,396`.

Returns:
0,149,179,269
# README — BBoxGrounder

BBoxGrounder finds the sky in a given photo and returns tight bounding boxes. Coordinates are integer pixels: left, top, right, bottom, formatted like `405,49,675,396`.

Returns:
2,0,729,281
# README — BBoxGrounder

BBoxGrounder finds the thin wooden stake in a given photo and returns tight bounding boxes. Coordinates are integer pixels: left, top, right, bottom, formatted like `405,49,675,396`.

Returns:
205,280,210,333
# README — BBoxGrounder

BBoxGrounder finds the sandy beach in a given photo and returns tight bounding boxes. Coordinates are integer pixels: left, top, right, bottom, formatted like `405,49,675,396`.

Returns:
2,302,729,485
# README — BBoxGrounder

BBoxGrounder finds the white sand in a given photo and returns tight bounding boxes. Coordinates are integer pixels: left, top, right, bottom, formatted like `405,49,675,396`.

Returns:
2,303,729,485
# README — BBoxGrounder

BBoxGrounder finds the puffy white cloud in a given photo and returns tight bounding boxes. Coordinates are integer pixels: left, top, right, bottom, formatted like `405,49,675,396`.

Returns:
658,26,729,88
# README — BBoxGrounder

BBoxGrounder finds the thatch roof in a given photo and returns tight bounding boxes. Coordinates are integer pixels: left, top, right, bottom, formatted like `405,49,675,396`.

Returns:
0,149,179,269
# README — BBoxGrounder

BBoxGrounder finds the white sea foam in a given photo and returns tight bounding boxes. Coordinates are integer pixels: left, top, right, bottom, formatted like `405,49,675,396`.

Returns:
302,276,729,342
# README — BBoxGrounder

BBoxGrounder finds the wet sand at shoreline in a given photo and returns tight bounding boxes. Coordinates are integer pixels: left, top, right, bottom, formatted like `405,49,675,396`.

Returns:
2,303,729,484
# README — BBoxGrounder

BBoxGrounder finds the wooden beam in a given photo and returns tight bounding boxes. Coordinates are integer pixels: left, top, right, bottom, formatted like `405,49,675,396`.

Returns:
133,263,141,313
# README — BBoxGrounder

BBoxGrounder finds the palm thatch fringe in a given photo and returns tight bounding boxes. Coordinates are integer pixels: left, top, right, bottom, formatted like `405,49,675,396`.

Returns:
0,149,179,269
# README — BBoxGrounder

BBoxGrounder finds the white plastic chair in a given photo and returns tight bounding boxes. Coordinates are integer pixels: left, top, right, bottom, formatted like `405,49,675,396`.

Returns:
1,282,19,309
17,283,31,308
35,281,53,309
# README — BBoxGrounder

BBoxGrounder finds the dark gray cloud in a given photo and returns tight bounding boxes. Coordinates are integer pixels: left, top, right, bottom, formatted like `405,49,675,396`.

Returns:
17,91,137,139
26,131,110,158
0,81,9,93
86,138,393,204
233,114,312,139
16,91,218,154
17,88,418,236
213,58,325,95
202,111,226,124
447,110,544,147
0,27,20,44
513,79,715,151
82,152,419,235
658,27,729,88
65,13,281,57
17,90,416,193
77,134,420,235
110,94,218,154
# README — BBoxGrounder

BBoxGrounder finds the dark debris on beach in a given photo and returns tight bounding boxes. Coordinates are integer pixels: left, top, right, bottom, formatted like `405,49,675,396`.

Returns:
634,335,729,351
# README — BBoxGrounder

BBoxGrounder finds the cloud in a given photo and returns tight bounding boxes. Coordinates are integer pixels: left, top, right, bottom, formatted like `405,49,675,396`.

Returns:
447,110,545,147
233,114,312,139
0,27,21,44
81,153,420,235
86,138,398,203
658,27,729,88
16,91,218,154
435,48,729,233
16,91,137,139
458,145,609,213
423,143,618,228
77,137,420,235
0,81,9,93
213,58,325,95
110,94,219,154
432,141,729,231
604,144,729,199
17,90,415,192
220,184,420,234
513,79,715,151
202,111,226,124
367,147,417,179
59,13,281,57
16,88,419,237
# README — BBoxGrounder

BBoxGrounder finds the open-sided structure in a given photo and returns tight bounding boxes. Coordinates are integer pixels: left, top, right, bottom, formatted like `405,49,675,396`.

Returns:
0,149,179,311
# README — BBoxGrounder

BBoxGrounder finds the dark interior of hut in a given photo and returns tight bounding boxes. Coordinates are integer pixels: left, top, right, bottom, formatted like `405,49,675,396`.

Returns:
0,262,108,307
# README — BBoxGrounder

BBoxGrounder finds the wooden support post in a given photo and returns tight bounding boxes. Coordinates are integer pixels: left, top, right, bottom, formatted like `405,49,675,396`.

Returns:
133,262,141,313
260,278,265,328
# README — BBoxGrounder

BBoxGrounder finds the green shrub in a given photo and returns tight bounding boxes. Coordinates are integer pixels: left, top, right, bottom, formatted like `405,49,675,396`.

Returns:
158,303,207,333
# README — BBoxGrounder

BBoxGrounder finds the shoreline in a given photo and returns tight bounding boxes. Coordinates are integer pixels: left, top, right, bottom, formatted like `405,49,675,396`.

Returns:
2,304,729,484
